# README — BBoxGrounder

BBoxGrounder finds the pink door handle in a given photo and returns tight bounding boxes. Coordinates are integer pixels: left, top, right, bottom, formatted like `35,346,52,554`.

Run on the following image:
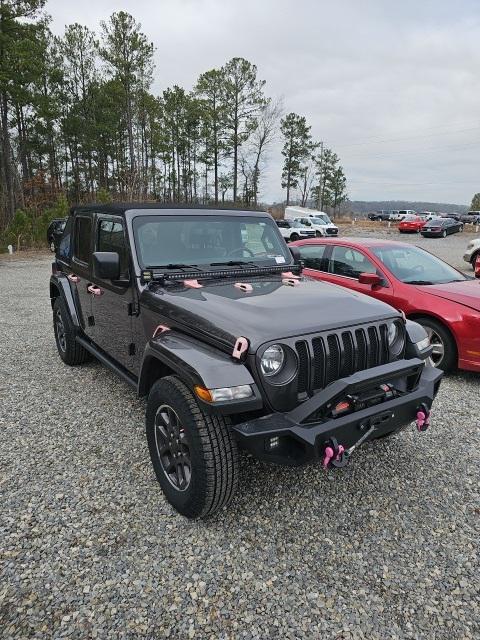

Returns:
67,274,79,283
87,284,103,296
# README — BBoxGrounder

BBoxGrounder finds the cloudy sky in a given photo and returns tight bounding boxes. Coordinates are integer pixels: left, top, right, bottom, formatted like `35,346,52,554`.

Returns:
47,0,480,205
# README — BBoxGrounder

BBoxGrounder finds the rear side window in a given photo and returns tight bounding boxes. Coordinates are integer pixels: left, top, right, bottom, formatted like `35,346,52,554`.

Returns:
58,216,73,261
97,219,129,278
298,244,327,271
74,217,92,264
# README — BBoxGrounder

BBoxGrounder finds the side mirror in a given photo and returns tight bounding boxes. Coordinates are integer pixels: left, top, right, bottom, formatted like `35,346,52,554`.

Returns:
93,251,120,280
475,255,480,279
358,272,382,288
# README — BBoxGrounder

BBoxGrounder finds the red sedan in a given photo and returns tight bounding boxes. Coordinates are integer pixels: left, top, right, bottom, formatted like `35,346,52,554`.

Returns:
398,215,426,233
291,237,480,372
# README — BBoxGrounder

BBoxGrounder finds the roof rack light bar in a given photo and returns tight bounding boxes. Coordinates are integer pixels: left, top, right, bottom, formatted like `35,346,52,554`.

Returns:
140,263,302,285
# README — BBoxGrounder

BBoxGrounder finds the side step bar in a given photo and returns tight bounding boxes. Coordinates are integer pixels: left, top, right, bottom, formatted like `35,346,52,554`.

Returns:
76,336,137,389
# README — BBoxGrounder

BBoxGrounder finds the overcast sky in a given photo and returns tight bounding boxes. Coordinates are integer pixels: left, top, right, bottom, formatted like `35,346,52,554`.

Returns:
47,0,480,206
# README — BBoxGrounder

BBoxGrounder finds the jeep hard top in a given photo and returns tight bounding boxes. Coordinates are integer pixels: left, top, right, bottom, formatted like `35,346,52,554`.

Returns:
50,204,442,518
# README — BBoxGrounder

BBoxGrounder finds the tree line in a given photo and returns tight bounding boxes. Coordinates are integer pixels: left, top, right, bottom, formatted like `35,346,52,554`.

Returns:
0,0,348,240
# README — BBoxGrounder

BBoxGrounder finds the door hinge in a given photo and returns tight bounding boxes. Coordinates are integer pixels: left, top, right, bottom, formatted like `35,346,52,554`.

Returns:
127,302,140,316
128,343,136,356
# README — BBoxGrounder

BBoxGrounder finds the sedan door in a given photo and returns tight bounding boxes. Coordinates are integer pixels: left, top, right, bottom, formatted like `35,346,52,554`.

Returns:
298,243,397,308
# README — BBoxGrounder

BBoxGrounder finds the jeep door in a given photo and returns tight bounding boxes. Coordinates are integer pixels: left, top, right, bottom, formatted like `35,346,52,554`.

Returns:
70,214,94,337
89,215,136,371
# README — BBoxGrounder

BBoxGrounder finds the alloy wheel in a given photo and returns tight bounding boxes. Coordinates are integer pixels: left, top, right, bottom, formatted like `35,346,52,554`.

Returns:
55,309,66,352
424,326,444,367
154,404,192,491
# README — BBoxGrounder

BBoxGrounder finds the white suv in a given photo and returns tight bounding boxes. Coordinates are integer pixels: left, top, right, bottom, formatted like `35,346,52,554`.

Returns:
276,219,316,242
463,238,480,268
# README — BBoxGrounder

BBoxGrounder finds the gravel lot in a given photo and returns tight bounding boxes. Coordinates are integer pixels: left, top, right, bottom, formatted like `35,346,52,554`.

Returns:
1,242,479,639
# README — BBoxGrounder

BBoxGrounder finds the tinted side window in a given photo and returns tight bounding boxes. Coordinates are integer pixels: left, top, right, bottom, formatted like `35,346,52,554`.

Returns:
74,217,92,264
58,216,73,261
329,246,377,279
97,219,129,278
298,245,327,271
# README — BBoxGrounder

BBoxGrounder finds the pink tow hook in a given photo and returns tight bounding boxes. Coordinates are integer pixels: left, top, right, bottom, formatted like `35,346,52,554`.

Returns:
416,403,431,432
322,437,346,469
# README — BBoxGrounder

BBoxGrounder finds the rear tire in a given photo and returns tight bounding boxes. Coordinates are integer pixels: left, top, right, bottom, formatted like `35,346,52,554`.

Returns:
53,297,91,365
415,316,456,372
290,232,300,242
146,376,239,519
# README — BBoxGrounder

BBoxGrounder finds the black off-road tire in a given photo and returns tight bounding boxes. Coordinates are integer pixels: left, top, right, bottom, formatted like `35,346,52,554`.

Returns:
53,297,91,365
290,232,300,242
146,376,239,519
470,251,480,268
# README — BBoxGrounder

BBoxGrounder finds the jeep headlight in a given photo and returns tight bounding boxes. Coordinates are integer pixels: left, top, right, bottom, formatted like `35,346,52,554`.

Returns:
260,344,285,377
388,321,405,357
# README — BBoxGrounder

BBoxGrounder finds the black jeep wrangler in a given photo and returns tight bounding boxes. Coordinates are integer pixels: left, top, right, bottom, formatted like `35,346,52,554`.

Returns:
50,204,442,518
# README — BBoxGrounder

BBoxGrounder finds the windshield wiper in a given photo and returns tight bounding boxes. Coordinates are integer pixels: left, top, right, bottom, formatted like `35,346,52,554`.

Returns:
150,263,200,270
404,280,434,285
209,260,258,268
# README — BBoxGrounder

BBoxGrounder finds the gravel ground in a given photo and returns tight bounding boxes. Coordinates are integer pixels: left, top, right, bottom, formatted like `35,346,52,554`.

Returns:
1,248,479,639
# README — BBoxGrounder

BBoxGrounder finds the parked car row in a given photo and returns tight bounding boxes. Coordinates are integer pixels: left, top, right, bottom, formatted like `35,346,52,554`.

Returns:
291,236,480,374
369,209,480,225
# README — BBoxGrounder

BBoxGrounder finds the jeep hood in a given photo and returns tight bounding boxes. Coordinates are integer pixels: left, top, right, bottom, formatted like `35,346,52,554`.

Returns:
142,276,398,352
416,279,480,312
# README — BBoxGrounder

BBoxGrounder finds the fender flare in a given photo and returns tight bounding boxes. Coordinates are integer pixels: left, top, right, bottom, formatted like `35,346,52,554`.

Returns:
138,331,263,413
50,274,80,328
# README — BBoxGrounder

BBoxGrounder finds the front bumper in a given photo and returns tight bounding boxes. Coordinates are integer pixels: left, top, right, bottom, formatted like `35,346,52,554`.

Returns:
232,359,442,466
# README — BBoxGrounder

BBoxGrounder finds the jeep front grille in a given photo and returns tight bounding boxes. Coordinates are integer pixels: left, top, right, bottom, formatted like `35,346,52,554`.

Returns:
295,323,390,395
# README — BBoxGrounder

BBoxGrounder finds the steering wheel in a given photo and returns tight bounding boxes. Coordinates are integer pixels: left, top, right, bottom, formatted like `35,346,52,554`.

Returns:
228,246,255,258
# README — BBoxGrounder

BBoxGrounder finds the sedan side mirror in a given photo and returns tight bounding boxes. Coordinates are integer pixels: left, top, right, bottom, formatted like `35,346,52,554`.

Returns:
358,272,382,288
93,251,120,280
475,255,480,279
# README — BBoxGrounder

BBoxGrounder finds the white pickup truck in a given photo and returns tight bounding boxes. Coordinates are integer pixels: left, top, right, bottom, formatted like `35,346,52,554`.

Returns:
284,206,339,236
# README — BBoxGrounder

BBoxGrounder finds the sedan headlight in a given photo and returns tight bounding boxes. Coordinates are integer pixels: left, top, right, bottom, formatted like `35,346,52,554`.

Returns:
260,344,285,377
388,320,405,358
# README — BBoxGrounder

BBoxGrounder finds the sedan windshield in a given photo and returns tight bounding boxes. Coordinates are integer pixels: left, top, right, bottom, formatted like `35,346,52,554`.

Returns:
371,244,466,285
133,214,291,268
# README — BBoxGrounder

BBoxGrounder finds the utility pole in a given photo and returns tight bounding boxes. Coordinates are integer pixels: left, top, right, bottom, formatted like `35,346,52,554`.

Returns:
316,141,324,211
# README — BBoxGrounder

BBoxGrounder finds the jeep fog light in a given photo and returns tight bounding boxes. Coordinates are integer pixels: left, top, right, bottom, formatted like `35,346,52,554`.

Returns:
195,385,253,402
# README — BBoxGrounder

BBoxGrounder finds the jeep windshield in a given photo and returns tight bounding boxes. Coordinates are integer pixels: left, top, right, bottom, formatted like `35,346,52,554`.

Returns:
132,214,292,269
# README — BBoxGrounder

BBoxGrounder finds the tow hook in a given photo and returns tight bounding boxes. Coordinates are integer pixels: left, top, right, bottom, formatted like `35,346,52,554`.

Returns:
322,437,348,469
322,414,391,469
415,403,431,432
